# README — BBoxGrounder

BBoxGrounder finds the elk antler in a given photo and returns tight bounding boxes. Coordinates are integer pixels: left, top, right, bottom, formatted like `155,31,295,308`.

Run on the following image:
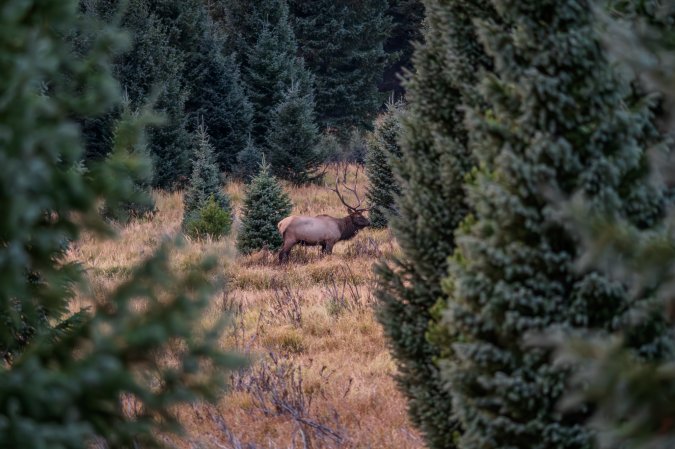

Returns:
329,165,369,213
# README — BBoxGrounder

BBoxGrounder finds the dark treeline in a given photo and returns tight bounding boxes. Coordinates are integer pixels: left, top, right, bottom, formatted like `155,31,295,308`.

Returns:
80,0,423,189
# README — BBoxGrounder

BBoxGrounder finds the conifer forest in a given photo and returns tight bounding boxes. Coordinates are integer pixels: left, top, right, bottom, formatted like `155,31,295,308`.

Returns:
3,1,675,448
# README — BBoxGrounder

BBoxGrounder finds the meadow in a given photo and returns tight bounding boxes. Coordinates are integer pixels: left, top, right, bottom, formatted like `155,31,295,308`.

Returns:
67,166,422,449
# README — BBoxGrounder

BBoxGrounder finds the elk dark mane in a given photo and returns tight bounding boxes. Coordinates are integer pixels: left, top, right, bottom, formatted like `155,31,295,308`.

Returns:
338,216,359,241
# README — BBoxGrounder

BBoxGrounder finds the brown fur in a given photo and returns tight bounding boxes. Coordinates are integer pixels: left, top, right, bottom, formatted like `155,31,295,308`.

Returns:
337,216,359,241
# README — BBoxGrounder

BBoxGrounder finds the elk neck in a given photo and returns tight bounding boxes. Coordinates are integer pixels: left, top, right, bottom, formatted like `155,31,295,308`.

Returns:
338,215,359,241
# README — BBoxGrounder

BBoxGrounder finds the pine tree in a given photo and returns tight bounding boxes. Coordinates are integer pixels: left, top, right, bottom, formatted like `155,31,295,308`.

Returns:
67,1,116,164
234,136,264,181
185,16,253,172
382,0,425,96
86,0,254,182
218,0,290,61
289,0,393,132
116,0,193,189
76,0,193,189
237,158,293,255
101,96,159,221
265,84,322,185
0,1,241,446
152,0,254,172
366,100,405,228
432,2,669,449
244,5,315,142
557,6,675,449
374,1,496,448
182,125,233,234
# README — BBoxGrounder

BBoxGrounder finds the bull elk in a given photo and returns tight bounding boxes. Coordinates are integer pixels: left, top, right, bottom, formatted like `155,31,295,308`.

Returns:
277,169,370,263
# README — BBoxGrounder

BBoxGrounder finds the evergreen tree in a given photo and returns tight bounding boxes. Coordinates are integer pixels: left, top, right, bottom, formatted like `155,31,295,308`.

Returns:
218,0,290,61
374,1,495,448
244,5,314,142
182,125,233,232
432,2,669,449
366,100,405,228
234,136,264,181
265,84,322,185
237,158,293,255
102,97,159,221
67,1,117,163
0,1,241,446
116,0,193,189
558,6,675,449
382,0,425,96
186,15,253,172
80,115,115,162
289,0,393,132
86,0,253,186
152,0,254,172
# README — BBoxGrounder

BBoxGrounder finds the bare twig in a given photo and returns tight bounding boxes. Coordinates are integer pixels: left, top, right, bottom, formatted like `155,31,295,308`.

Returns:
231,353,351,448
322,265,373,316
269,282,303,328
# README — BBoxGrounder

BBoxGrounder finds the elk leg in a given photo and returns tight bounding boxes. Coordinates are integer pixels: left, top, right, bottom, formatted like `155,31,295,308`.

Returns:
278,240,295,263
320,242,328,254
324,242,335,255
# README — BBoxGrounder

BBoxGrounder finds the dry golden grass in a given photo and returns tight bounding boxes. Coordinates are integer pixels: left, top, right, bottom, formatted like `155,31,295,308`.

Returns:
67,165,422,449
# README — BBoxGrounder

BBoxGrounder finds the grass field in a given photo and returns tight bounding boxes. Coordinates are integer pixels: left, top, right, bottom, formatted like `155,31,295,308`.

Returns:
68,166,423,449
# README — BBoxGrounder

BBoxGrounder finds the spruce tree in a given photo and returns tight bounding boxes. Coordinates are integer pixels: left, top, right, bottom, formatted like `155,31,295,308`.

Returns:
237,158,293,255
374,1,495,448
265,84,322,185
244,5,314,142
0,1,241,446
382,0,425,96
151,0,254,172
557,6,675,449
289,0,393,132
218,0,290,63
182,125,233,234
432,2,669,449
117,0,193,189
234,136,264,181
101,97,159,221
366,100,405,228
185,16,253,172
77,0,193,189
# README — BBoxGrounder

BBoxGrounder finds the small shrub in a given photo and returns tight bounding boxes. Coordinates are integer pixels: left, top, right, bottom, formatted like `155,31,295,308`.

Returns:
269,283,303,328
263,328,306,354
322,265,373,317
184,195,232,239
308,264,338,284
231,353,349,446
345,236,382,258
182,125,233,232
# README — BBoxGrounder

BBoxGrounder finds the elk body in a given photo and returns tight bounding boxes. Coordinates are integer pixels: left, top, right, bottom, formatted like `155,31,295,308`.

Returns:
277,169,370,262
